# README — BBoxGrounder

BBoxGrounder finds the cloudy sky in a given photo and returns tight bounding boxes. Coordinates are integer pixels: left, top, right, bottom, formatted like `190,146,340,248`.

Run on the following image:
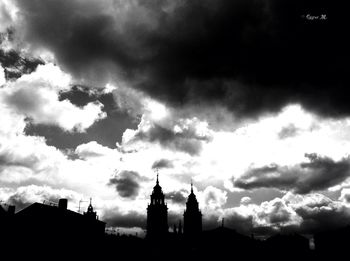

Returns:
0,0,349,237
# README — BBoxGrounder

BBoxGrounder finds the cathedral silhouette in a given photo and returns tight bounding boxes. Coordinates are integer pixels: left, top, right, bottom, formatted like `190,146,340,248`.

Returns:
146,174,202,240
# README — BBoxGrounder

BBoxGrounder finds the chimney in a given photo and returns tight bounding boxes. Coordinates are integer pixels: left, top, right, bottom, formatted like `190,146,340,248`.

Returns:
8,205,15,215
58,199,68,210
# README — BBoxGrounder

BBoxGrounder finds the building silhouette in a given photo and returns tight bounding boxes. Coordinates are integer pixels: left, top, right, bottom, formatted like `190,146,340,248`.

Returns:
0,203,15,216
0,203,15,239
183,182,202,239
201,225,255,256
146,174,168,239
264,233,310,257
14,198,105,246
314,225,350,256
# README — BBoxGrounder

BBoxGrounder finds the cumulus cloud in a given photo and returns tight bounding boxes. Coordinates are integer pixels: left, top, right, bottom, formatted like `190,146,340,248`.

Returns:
0,63,106,132
0,112,67,185
201,186,227,210
240,196,252,205
234,154,350,194
222,192,350,236
260,198,300,226
75,141,117,159
284,193,350,233
222,198,300,235
0,79,121,200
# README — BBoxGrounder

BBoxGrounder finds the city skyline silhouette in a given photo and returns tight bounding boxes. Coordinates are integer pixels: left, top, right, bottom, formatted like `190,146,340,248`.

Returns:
1,1,349,259
2,174,350,260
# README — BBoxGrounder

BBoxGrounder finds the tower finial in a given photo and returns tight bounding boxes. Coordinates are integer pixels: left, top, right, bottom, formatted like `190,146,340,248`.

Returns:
191,179,193,193
156,168,159,185
87,197,94,214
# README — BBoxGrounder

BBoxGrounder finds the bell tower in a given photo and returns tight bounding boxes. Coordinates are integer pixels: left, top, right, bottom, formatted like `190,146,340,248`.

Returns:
184,181,202,238
146,172,168,239
84,198,98,220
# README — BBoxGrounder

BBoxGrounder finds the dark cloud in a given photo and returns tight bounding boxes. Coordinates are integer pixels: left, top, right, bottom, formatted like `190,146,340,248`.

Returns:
0,49,43,80
278,124,299,139
227,199,297,236
165,190,187,204
267,201,294,225
10,0,349,119
151,159,174,169
108,170,142,199
58,85,103,107
234,154,350,194
0,31,43,80
132,123,211,155
293,195,350,233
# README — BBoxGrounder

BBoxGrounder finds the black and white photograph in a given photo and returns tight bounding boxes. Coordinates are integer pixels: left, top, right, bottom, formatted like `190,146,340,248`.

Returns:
0,0,348,259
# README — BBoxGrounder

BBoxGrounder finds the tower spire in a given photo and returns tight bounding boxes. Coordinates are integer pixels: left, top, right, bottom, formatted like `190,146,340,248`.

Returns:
87,197,93,212
156,168,159,185
184,180,202,238
84,197,97,220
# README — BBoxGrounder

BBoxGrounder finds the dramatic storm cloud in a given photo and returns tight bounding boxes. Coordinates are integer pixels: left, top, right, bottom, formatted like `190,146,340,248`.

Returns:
9,0,349,118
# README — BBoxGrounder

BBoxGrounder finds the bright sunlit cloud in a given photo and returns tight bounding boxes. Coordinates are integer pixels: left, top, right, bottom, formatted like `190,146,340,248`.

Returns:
145,99,168,121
